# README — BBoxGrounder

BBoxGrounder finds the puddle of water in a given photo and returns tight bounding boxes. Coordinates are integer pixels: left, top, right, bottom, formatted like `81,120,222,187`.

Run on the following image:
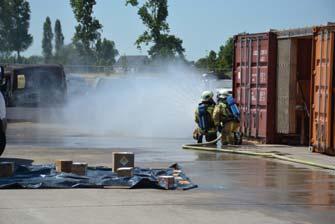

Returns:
6,122,335,211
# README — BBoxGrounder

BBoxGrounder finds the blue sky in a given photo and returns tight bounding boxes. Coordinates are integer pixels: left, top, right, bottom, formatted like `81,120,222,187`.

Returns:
24,0,335,61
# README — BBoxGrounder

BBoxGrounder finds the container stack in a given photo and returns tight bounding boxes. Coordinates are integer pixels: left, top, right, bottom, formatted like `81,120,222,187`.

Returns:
232,24,335,155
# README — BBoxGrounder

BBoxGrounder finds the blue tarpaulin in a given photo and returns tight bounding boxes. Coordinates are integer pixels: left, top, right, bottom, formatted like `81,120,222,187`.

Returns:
0,163,197,190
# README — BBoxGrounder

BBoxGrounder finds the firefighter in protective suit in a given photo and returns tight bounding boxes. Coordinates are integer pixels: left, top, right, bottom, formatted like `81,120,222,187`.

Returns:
213,89,241,145
194,91,217,143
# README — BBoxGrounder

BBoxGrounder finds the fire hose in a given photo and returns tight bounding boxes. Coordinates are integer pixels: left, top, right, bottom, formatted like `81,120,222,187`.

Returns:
184,134,222,147
182,137,335,171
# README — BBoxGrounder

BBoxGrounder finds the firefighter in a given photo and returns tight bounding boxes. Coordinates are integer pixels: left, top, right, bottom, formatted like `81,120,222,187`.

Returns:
213,89,241,145
194,90,217,143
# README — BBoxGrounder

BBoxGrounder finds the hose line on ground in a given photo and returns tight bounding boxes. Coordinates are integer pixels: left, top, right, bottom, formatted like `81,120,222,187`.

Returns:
182,140,335,171
185,134,222,147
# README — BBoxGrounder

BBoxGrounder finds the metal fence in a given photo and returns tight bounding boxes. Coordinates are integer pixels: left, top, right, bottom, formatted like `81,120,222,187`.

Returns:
63,65,114,74
0,62,115,74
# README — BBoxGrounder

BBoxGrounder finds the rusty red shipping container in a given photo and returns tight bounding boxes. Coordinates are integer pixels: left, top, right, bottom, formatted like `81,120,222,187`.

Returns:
233,32,277,143
275,29,313,145
233,28,314,144
310,25,335,155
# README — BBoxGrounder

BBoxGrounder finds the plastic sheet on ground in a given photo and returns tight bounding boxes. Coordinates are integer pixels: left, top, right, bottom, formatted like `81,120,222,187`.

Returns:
0,163,197,190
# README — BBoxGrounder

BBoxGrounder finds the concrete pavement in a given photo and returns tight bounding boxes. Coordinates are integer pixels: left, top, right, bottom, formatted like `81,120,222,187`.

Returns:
1,122,335,224
2,188,332,224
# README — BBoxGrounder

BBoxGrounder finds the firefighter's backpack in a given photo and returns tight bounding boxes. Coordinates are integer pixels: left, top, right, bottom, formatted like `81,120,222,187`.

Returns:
198,103,212,131
226,95,240,120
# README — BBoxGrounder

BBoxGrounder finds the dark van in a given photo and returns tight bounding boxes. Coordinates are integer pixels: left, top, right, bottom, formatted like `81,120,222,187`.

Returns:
4,64,67,107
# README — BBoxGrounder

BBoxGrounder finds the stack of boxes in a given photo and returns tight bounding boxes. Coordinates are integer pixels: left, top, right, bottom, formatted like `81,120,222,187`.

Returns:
55,160,88,176
1,152,184,190
0,162,14,178
55,160,73,173
71,162,88,176
112,152,135,177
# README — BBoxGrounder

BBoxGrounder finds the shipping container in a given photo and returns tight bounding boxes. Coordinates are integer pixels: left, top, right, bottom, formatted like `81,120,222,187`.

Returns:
334,91,335,149
310,25,335,155
233,32,277,143
275,28,313,145
233,28,313,144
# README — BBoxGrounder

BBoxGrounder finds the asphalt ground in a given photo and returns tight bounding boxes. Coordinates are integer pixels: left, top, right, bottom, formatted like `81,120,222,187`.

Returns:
1,122,334,224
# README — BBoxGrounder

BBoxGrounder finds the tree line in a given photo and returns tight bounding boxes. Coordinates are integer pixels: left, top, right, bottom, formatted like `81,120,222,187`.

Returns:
195,38,234,76
0,0,32,62
0,0,233,71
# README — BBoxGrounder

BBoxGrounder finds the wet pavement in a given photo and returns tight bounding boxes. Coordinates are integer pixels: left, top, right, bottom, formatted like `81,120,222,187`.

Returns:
1,122,335,223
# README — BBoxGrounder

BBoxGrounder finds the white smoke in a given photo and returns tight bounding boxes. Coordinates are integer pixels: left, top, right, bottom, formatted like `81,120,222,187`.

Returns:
60,63,231,139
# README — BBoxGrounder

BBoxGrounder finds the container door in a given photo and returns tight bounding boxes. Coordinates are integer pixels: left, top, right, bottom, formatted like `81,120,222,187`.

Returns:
235,37,252,137
311,30,334,153
276,39,297,134
333,86,335,149
333,45,335,151
243,38,252,137
238,37,256,138
233,33,276,143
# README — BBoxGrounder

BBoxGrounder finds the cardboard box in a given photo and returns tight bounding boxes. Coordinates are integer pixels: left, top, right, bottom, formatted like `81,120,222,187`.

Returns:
0,162,14,178
55,160,72,173
71,162,88,176
173,170,182,177
158,175,175,189
117,167,133,177
112,152,134,172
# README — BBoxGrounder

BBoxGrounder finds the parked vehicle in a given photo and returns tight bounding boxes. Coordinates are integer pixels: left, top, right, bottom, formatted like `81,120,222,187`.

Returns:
3,64,67,107
2,64,67,122
0,66,7,156
66,74,90,98
95,76,135,92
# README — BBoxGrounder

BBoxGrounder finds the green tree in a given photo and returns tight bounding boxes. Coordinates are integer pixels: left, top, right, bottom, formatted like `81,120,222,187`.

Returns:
207,50,217,72
70,0,102,63
195,57,208,71
195,50,217,72
217,37,233,70
126,0,185,60
7,0,33,62
56,44,81,65
195,37,234,75
95,38,119,66
24,55,44,64
42,17,53,63
54,19,64,57
0,0,11,56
